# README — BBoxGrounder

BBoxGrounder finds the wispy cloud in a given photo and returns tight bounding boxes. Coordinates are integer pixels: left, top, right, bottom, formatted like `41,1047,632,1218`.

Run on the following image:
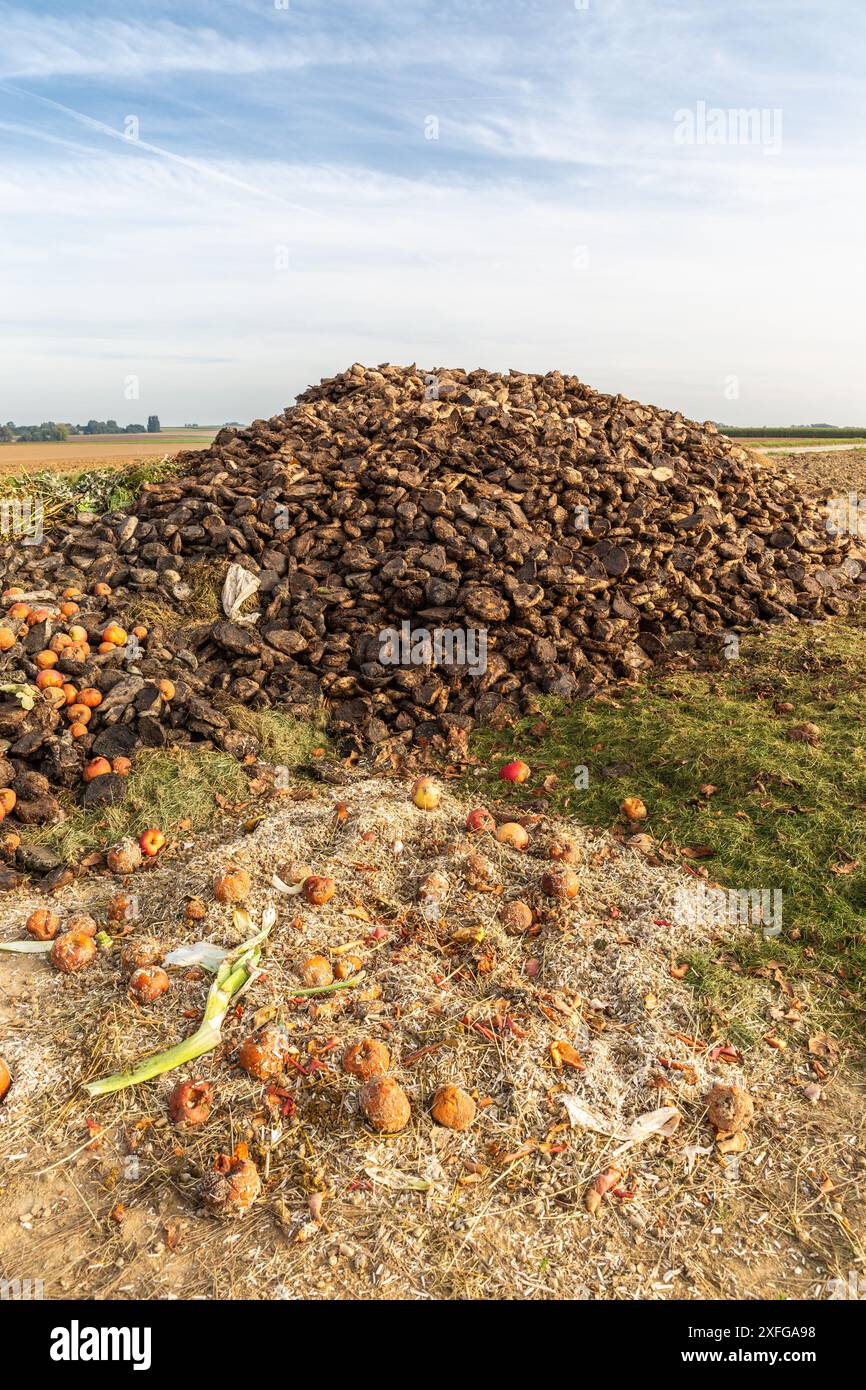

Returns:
1,0,864,424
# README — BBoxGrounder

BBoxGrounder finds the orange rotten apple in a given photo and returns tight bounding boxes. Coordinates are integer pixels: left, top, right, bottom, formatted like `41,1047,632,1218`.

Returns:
301,875,335,906
358,1075,411,1133
0,789,15,815
620,796,647,822
51,930,97,973
300,955,333,987
495,821,529,850
83,757,112,783
36,669,64,690
343,1038,389,1080
26,908,60,940
200,1145,260,1217
129,966,170,1004
238,1024,291,1081
214,867,250,903
102,624,127,646
0,1056,10,1102
168,1079,213,1129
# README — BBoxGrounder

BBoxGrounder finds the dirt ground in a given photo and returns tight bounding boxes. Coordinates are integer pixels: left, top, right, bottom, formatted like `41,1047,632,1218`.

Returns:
0,434,215,480
0,776,862,1301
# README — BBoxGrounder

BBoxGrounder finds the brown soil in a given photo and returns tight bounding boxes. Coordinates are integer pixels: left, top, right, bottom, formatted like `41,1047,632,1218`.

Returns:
0,437,214,479
775,449,866,499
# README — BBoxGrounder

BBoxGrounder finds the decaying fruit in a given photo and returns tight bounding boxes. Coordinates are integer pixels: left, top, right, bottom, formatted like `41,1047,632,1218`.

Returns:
358,1075,411,1132
185,896,207,921
431,1084,476,1131
495,821,529,850
108,893,136,925
705,1083,754,1134
214,867,251,903
300,955,333,987
541,867,580,900
499,900,533,933
25,908,60,940
275,860,312,886
107,837,143,875
120,937,163,972
464,853,494,889
0,1056,10,1102
499,759,530,784
51,930,97,973
83,757,112,783
343,1037,390,1079
168,1079,214,1129
620,796,647,822
417,870,450,903
335,954,363,980
465,807,495,834
200,1147,260,1217
66,913,98,938
129,966,170,1003
301,875,335,906
238,1024,291,1080
546,837,579,865
411,776,442,811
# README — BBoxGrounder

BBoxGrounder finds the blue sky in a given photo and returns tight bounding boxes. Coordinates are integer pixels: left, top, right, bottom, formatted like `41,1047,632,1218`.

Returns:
1,0,864,425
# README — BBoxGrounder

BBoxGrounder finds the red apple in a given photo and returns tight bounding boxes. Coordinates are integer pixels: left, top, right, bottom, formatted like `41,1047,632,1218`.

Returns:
465,807,495,834
499,760,530,785
139,828,166,856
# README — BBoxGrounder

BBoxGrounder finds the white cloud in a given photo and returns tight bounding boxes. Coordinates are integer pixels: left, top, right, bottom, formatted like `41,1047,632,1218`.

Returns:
2,151,865,425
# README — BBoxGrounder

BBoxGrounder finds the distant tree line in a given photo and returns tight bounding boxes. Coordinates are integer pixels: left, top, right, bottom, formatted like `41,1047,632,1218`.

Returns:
0,415,160,441
1,420,69,441
719,425,866,438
